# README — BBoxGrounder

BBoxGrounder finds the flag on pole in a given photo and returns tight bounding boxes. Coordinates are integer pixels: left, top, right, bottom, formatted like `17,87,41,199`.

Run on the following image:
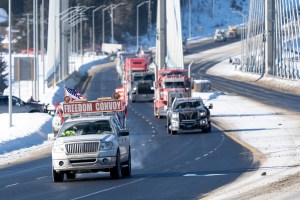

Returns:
64,86,83,101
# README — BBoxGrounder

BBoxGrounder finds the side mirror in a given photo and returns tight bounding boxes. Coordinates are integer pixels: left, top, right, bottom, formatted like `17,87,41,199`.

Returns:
164,105,168,111
49,110,55,116
207,103,213,109
119,129,129,136
48,133,55,141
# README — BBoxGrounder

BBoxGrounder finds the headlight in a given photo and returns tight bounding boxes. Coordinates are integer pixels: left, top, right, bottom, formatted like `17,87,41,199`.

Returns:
100,141,114,150
52,144,65,153
198,111,206,116
133,87,137,91
171,112,179,118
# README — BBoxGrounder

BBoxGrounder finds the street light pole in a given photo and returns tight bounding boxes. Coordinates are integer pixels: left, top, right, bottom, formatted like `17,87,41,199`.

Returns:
102,5,111,43
92,5,106,52
137,1,149,51
111,5,113,43
231,9,247,68
111,3,125,44
8,0,12,127
56,6,93,73
189,0,191,38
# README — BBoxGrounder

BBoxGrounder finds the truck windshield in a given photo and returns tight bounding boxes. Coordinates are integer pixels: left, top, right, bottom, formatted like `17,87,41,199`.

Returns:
133,74,154,81
164,82,185,88
58,120,113,137
175,101,202,109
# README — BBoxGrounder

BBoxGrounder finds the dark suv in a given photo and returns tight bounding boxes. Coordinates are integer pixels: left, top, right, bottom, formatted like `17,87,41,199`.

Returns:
0,95,44,113
167,97,213,134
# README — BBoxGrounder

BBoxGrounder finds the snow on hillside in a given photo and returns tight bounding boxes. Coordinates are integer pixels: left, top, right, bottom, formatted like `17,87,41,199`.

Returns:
139,0,249,48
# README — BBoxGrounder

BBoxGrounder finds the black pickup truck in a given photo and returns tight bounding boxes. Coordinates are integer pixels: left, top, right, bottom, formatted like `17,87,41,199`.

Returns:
166,97,213,135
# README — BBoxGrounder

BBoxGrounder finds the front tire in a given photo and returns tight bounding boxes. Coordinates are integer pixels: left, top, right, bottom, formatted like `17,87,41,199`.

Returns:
202,122,211,133
110,151,122,179
52,168,64,182
167,121,171,134
122,150,131,177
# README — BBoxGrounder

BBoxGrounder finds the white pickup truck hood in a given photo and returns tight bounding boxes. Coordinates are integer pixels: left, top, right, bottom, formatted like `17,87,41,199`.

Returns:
55,134,115,144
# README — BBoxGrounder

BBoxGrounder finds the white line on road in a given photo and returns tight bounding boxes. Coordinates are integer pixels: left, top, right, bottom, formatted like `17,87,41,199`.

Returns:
5,183,19,188
71,178,146,200
183,174,226,177
36,176,48,180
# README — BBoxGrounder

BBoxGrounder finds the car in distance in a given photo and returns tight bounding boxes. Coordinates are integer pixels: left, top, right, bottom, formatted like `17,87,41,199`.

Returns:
167,97,213,134
52,115,131,182
0,95,44,113
214,29,227,42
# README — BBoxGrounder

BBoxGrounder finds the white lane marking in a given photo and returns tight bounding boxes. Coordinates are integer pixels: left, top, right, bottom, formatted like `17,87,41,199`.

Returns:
36,176,48,180
151,126,155,129
149,122,152,125
203,154,208,157
152,135,155,137
142,144,145,146
71,178,146,200
183,174,226,177
132,149,136,151
5,183,19,188
148,140,152,142
209,151,214,154
195,157,201,160
152,130,156,133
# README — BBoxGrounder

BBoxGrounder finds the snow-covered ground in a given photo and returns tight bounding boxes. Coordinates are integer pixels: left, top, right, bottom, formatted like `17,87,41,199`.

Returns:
0,54,110,167
197,58,300,199
1,41,300,199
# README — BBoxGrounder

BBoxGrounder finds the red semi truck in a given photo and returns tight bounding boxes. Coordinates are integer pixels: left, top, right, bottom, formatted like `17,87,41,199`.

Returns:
153,69,192,118
124,57,155,102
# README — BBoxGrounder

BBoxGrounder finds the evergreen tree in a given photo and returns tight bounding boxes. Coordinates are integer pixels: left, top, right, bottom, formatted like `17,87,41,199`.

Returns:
0,57,8,94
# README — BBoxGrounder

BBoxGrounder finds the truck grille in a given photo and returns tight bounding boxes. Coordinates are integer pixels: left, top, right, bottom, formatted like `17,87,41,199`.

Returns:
65,142,99,154
138,83,153,94
179,112,198,120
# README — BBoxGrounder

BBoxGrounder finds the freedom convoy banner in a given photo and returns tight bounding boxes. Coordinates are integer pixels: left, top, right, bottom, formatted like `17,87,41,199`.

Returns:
63,100,123,115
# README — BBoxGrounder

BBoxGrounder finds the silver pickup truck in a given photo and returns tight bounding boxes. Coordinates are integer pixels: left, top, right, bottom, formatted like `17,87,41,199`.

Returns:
52,115,131,182
167,97,213,135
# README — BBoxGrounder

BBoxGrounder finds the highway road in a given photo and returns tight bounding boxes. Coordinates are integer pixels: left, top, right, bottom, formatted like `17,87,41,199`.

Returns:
185,39,300,113
0,59,254,199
